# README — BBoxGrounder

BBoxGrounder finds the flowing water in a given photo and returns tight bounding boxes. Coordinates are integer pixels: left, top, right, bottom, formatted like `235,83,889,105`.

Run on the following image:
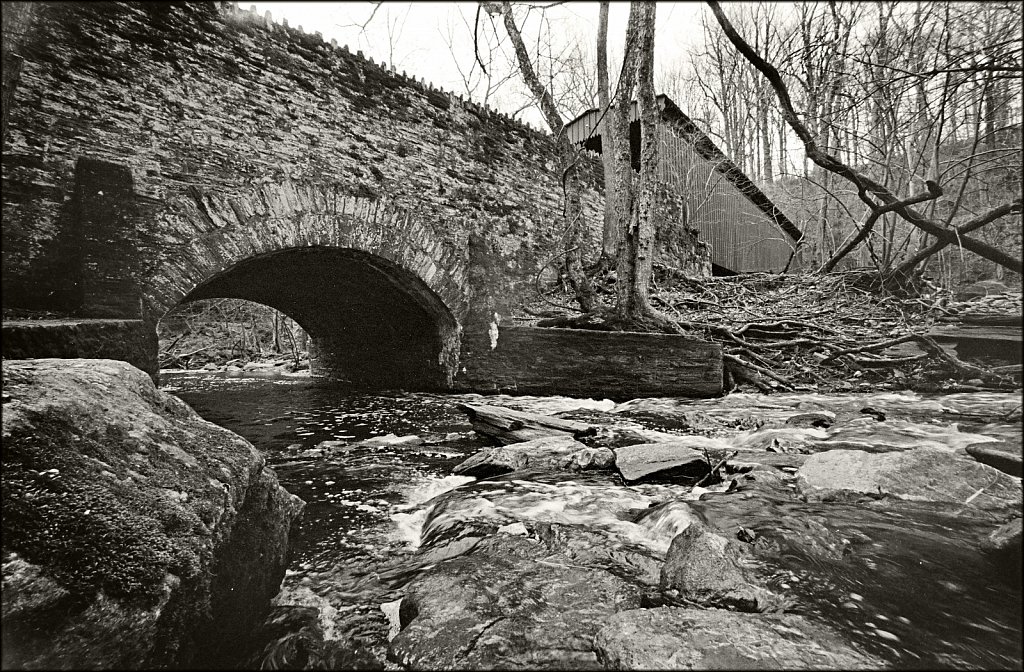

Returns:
162,372,1022,669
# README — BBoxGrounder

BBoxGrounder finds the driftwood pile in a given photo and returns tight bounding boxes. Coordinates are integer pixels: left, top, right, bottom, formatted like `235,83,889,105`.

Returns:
519,269,1022,393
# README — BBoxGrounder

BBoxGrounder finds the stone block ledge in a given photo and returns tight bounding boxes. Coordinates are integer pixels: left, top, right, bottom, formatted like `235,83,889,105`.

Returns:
2,319,158,378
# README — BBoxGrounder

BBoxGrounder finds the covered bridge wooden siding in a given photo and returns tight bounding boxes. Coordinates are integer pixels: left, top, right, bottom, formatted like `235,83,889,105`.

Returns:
566,95,803,274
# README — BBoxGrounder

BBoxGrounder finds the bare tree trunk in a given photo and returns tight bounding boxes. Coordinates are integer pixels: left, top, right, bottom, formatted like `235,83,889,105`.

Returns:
778,120,787,178
759,95,773,181
273,310,281,353
284,318,301,366
614,2,658,322
631,1,659,313
251,315,262,357
596,1,618,266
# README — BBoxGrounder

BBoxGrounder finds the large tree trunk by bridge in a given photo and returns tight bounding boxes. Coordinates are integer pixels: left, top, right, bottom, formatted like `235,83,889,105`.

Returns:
595,1,618,268
611,2,660,323
489,1,684,322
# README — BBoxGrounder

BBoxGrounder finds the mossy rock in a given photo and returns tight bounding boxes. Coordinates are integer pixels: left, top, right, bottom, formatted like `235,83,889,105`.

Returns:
1,358,304,669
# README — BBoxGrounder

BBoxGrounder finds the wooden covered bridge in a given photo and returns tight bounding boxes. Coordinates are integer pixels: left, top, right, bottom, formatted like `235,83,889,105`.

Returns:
566,95,803,274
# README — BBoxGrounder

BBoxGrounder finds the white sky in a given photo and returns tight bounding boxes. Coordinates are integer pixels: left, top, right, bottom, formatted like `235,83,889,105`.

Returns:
243,2,709,129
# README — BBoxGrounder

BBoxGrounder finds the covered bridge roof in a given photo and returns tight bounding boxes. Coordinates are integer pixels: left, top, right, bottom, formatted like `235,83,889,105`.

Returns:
565,94,803,243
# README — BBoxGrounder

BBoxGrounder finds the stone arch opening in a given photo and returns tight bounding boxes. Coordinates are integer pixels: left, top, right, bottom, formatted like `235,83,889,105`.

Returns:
172,247,460,390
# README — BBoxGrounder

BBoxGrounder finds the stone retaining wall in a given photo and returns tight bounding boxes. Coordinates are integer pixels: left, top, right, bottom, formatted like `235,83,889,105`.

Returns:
457,325,723,399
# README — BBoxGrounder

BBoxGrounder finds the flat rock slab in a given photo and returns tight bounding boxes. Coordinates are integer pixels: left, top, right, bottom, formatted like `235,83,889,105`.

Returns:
797,448,1022,514
614,439,722,483
594,607,883,669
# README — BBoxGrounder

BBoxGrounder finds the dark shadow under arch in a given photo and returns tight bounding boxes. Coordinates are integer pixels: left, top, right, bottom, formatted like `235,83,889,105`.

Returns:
175,247,460,389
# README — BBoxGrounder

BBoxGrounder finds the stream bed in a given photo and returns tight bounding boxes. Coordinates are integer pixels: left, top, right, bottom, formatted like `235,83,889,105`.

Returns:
161,372,1022,670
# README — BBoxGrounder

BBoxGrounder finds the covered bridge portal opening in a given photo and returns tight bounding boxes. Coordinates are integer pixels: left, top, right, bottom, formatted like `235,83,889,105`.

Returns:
173,248,459,390
566,95,802,275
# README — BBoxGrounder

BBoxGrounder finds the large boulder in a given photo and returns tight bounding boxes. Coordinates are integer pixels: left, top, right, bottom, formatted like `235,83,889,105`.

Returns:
796,448,1022,516
387,533,640,669
1,359,304,669
594,607,883,669
660,519,785,613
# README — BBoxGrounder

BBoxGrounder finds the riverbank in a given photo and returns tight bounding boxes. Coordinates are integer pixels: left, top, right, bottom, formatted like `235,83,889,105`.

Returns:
514,268,1023,395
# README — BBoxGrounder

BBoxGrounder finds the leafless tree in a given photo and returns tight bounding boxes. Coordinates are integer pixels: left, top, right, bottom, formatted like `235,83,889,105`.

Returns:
486,0,679,323
604,1,661,322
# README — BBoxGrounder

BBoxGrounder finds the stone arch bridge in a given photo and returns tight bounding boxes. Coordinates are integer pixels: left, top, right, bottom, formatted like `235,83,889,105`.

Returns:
2,1,721,396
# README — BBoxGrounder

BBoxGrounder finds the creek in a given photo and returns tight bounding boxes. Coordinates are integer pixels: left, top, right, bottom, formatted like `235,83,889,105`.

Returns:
161,372,1022,670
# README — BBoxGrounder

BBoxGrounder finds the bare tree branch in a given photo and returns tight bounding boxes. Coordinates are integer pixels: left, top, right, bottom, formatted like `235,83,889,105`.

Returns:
473,5,488,76
821,181,942,273
893,199,1024,276
484,1,564,133
706,0,1023,276
339,2,383,32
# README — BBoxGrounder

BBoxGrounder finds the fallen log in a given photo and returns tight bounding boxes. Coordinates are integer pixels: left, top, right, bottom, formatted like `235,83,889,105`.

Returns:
455,403,597,445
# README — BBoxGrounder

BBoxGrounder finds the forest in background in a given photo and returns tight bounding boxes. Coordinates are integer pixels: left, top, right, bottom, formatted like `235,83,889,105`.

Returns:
159,300,309,371
468,1,1022,287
